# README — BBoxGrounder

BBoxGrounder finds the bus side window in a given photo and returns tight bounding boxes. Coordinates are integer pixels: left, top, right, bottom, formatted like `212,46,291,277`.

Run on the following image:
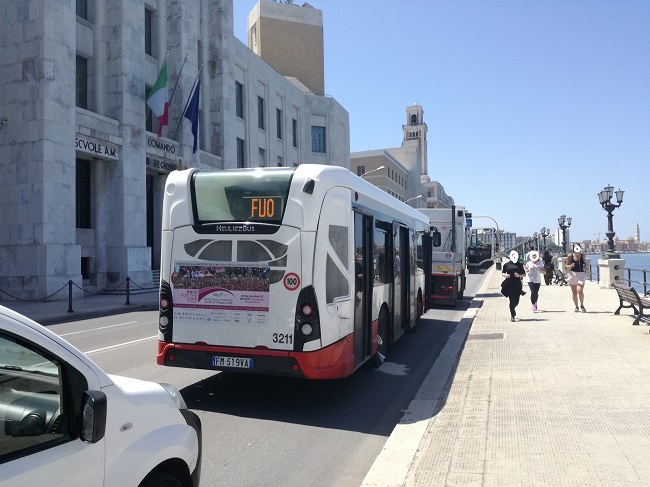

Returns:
326,225,350,303
373,227,387,285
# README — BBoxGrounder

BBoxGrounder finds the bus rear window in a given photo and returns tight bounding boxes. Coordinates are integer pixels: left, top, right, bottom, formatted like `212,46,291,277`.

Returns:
191,168,294,224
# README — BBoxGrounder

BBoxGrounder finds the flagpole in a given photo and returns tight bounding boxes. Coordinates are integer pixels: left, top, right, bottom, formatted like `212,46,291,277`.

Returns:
145,47,170,122
173,64,203,140
168,53,188,107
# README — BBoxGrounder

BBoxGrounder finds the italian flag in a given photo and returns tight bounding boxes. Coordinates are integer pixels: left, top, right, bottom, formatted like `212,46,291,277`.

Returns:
146,60,168,138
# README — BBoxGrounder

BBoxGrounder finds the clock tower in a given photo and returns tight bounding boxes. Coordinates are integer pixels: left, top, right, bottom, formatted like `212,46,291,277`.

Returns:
402,103,428,175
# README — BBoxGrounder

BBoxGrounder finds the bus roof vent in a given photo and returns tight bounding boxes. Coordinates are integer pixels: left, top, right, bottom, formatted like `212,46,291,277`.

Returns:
302,179,315,194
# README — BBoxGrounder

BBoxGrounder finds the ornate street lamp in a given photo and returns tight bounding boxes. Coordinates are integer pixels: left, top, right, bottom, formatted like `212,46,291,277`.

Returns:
533,232,539,250
598,184,624,258
558,214,572,255
540,227,549,251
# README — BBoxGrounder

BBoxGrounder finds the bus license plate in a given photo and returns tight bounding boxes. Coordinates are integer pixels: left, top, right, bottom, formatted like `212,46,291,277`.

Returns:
211,356,254,369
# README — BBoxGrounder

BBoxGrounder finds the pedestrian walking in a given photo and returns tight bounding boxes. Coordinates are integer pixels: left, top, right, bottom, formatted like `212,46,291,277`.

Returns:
525,250,545,311
501,250,526,322
566,244,587,312
542,250,554,285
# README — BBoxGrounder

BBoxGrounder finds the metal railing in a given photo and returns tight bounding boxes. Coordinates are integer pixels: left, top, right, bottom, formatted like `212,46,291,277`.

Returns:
620,268,650,296
586,264,649,296
587,264,600,284
0,277,157,312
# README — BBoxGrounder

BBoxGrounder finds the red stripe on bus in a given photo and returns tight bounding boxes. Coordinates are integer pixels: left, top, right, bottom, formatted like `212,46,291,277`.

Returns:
157,336,356,379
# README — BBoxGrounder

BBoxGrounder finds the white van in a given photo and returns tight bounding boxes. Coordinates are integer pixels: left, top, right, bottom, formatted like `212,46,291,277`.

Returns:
0,305,201,487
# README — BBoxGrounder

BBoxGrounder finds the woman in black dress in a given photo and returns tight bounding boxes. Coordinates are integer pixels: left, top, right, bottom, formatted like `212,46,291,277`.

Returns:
501,250,526,322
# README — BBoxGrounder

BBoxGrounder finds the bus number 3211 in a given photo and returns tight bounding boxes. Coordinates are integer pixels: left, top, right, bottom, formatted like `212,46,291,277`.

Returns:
273,333,293,344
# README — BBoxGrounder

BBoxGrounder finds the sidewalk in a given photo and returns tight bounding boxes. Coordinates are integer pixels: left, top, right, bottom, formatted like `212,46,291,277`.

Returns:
0,290,158,325
363,266,650,487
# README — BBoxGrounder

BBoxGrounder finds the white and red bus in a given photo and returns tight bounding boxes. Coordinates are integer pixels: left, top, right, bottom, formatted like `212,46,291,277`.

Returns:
157,164,430,379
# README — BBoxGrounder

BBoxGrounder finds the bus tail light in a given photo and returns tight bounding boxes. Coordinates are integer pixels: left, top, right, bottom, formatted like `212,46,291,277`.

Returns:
301,304,314,317
159,280,174,341
294,286,321,352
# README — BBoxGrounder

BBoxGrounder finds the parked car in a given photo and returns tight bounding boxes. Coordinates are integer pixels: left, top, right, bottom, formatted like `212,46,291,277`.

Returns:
0,305,201,487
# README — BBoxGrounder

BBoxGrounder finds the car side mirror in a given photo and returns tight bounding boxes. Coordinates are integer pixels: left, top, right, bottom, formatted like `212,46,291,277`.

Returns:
80,390,107,444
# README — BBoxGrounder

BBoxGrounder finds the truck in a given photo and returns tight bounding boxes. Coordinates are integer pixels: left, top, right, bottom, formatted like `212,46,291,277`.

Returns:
420,206,468,307
0,305,202,487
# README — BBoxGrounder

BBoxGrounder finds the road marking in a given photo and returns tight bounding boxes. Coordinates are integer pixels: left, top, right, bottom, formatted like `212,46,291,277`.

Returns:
59,321,139,337
84,336,157,355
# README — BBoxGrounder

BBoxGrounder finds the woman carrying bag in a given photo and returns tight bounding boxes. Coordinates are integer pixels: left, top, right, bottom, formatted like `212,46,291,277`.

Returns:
501,250,526,322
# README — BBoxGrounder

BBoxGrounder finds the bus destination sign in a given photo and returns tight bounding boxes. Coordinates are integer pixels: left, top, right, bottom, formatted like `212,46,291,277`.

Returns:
245,196,282,221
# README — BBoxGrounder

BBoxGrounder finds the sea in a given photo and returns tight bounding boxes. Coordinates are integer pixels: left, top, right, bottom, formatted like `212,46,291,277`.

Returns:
587,252,650,295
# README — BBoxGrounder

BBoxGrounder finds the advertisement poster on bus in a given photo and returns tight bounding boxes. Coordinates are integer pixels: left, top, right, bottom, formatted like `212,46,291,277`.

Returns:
171,262,270,325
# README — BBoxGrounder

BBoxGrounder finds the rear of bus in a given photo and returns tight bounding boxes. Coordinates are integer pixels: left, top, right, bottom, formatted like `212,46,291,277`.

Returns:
157,167,350,379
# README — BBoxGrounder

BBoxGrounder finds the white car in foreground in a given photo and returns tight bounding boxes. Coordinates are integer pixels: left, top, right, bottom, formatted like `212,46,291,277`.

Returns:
0,305,201,487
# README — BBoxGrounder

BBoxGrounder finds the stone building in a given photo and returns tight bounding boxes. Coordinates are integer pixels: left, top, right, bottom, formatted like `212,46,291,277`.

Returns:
0,0,348,300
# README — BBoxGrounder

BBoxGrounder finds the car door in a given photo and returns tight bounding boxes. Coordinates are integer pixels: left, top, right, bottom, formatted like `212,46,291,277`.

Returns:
0,321,105,487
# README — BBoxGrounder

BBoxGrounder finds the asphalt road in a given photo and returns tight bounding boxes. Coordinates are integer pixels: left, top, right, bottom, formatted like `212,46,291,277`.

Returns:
49,272,486,487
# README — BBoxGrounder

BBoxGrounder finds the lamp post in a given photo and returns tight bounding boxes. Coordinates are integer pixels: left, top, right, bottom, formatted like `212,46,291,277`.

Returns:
533,232,539,250
598,184,624,258
540,227,549,251
360,165,385,178
405,195,423,206
558,214,571,255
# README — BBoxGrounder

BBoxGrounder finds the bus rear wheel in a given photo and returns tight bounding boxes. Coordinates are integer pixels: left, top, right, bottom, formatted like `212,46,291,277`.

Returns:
370,310,389,368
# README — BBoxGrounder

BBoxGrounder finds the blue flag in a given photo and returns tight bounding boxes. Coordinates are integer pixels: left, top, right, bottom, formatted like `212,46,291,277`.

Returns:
184,80,200,153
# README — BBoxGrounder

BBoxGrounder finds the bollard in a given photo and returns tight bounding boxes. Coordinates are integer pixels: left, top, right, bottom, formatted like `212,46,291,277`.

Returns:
125,277,131,305
68,280,73,313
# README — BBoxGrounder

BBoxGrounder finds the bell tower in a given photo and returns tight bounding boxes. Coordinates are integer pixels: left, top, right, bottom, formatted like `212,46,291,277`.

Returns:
402,103,428,175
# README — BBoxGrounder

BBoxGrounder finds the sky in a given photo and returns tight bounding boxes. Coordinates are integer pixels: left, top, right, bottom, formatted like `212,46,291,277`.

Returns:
233,1,650,243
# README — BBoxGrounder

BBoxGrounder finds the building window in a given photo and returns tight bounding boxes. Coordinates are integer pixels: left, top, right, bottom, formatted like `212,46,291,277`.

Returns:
237,138,245,168
277,156,283,167
258,148,266,167
311,126,326,153
145,86,153,132
76,56,88,109
76,159,91,229
292,118,298,148
76,0,88,20
357,166,365,176
145,8,153,56
236,82,244,119
276,109,283,139
257,96,265,130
